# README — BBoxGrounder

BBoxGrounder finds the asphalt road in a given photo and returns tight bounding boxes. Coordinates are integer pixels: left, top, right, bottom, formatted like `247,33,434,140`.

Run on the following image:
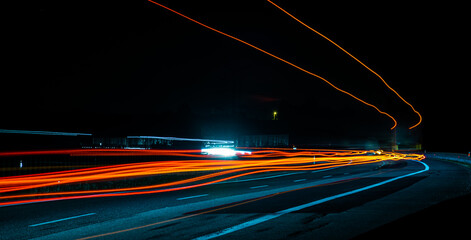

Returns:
1,158,470,240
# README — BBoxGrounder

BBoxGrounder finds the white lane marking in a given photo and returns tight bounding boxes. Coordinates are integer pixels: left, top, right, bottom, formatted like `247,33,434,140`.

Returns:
193,160,429,240
379,161,386,168
250,185,269,189
215,172,304,184
322,175,332,178
177,194,209,201
293,179,306,183
311,167,338,173
29,213,96,227
0,172,304,208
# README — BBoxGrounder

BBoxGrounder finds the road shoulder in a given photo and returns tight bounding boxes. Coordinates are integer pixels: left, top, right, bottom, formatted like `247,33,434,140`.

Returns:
353,158,471,239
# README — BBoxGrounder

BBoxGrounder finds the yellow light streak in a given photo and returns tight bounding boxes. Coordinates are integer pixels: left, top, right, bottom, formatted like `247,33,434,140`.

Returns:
0,148,424,206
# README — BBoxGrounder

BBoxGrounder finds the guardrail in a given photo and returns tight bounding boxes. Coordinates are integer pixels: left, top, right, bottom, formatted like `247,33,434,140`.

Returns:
425,152,471,165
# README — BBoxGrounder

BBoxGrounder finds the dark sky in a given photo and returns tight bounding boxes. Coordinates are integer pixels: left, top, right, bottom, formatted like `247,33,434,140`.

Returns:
3,0,469,152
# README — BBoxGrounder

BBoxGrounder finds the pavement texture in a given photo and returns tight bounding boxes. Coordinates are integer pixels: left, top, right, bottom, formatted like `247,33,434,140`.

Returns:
1,158,470,240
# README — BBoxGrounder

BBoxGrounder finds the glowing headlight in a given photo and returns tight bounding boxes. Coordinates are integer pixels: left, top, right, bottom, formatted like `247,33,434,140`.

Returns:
201,148,251,157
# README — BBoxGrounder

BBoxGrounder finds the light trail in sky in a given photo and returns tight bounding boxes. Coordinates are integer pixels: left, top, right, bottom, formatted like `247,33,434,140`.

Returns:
0,148,424,206
147,0,397,130
266,0,422,129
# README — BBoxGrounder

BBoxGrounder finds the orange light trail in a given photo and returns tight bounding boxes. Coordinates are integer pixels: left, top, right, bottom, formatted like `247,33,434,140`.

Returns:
0,148,424,206
147,0,397,130
266,0,422,129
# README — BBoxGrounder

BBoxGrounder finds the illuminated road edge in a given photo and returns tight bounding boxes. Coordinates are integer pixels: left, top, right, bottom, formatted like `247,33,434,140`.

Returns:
193,160,430,240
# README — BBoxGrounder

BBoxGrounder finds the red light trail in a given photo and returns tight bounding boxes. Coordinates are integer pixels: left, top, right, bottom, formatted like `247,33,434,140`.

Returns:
146,0,398,130
0,148,424,206
266,0,422,129
0,1,428,208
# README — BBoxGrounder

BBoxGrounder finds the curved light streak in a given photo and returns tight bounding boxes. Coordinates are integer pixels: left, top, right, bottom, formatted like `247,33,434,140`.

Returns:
0,148,424,206
266,0,421,129
147,0,397,130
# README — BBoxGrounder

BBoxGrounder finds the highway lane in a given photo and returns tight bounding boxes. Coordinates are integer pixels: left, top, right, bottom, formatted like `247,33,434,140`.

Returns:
1,158,470,239
0,160,377,239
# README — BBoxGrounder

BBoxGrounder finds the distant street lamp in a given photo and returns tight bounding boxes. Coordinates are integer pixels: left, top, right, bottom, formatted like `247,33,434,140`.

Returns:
273,111,278,120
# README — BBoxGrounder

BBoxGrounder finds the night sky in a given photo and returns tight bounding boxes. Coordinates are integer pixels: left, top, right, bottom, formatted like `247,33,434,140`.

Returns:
3,0,469,152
